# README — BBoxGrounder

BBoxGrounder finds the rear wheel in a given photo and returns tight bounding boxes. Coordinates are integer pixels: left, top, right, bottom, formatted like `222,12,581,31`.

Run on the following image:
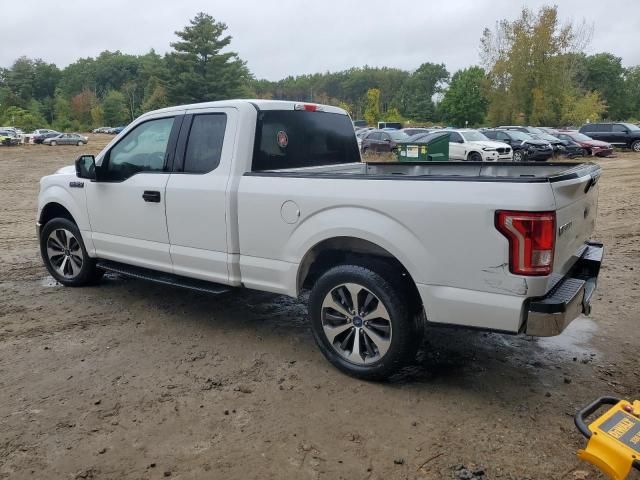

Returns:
40,218,103,286
631,140,640,152
309,264,421,380
513,150,524,162
50,140,57,146
77,141,82,146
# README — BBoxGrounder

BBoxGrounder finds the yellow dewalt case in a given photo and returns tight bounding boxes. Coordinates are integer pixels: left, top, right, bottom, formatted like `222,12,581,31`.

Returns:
575,396,640,479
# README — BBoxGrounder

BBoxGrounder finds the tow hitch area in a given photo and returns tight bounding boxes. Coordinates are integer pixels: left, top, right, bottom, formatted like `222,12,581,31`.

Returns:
575,397,640,479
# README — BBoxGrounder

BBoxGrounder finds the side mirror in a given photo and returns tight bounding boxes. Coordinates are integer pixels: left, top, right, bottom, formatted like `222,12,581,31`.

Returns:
75,154,96,180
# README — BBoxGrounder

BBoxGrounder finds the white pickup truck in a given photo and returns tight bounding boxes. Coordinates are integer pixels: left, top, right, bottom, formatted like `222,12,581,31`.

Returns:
37,100,604,379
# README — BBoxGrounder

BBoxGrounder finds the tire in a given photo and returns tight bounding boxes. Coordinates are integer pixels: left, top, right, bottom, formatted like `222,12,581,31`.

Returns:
631,140,640,153
513,150,524,162
77,141,82,146
308,264,421,380
50,141,57,146
468,151,483,162
40,218,103,286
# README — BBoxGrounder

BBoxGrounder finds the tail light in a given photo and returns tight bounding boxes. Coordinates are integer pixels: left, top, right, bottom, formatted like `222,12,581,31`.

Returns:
495,210,556,276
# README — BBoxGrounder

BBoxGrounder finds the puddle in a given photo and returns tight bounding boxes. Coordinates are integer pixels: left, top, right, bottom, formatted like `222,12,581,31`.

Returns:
536,316,599,358
39,276,61,287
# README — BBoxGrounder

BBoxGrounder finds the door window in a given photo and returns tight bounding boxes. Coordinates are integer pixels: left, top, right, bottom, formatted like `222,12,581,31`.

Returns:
612,124,628,133
181,114,227,174
104,117,174,181
449,132,463,143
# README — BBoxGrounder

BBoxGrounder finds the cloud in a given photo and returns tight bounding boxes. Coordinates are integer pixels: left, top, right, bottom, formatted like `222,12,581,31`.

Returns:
2,0,639,79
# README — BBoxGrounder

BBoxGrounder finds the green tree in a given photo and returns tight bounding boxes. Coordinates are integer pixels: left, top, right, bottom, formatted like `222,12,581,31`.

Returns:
364,88,381,126
1,106,44,131
560,90,606,125
398,63,449,121
624,66,640,120
579,53,626,119
102,90,128,125
481,6,591,125
166,12,251,103
439,67,488,127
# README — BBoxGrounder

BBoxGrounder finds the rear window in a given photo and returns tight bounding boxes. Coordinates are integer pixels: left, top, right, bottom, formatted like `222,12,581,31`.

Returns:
252,110,360,171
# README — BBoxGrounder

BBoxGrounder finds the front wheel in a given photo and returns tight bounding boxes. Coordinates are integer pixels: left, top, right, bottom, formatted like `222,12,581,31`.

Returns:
308,264,421,380
40,218,103,286
50,141,57,146
513,150,524,162
468,151,483,162
77,141,83,146
631,140,640,152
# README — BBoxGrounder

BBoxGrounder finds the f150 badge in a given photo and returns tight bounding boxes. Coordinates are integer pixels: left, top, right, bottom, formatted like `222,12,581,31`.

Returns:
558,221,573,237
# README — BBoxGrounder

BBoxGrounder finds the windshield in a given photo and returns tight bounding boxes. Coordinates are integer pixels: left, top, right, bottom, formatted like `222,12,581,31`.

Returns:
623,123,640,131
526,127,544,134
461,130,489,142
508,131,532,141
389,131,410,141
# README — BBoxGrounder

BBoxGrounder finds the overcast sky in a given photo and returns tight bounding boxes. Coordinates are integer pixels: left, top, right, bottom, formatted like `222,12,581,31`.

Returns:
2,0,640,80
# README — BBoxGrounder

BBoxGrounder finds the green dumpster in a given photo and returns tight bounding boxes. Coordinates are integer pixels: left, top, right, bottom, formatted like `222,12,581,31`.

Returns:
395,132,450,161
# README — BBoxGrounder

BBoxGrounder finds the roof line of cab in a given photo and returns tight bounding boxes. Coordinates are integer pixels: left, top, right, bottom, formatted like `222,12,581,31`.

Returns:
140,99,348,118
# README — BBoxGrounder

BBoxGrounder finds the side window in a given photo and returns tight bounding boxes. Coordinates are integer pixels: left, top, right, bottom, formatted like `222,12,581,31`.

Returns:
182,114,227,174
612,124,627,133
369,132,381,141
582,124,595,133
496,132,508,141
105,117,174,181
449,132,463,143
599,124,612,132
382,133,391,141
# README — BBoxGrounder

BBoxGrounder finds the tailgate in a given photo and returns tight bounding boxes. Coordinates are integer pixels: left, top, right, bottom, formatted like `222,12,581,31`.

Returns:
551,167,601,276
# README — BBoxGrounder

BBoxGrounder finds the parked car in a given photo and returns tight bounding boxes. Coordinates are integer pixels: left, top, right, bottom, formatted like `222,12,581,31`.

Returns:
92,127,112,133
499,126,567,155
552,136,587,158
555,130,614,157
579,122,640,152
361,129,409,154
110,126,125,135
0,130,20,146
482,129,553,161
411,129,513,161
37,99,604,380
43,133,89,146
33,131,61,144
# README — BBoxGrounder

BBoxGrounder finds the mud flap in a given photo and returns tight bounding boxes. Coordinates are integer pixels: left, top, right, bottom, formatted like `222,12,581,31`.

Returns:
575,397,640,479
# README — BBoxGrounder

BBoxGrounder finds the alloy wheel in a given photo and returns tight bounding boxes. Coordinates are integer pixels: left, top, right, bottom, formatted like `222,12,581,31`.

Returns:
46,228,83,278
321,283,392,365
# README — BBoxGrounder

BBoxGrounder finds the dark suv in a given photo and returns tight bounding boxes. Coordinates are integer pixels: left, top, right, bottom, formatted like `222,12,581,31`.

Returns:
579,123,640,152
482,129,553,162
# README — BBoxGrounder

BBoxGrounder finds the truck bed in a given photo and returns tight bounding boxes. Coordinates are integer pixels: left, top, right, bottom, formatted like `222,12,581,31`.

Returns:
251,161,601,183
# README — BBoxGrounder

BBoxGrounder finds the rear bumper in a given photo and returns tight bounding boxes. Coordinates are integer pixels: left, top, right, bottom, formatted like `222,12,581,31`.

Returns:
524,242,604,336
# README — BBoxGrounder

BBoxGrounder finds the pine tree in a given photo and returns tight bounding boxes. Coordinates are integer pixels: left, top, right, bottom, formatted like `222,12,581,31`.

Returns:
167,12,251,104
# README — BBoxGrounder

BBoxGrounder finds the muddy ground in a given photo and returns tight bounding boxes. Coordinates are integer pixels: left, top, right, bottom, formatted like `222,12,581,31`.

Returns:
0,136,638,480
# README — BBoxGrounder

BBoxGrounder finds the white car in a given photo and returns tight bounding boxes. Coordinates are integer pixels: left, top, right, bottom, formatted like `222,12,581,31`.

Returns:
37,100,603,380
445,129,514,161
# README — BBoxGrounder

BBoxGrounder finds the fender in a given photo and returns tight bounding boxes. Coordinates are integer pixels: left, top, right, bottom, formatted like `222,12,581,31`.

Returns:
286,206,433,290
38,182,95,254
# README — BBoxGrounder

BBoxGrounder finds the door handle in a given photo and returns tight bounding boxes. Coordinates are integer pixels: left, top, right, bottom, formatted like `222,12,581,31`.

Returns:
142,190,161,203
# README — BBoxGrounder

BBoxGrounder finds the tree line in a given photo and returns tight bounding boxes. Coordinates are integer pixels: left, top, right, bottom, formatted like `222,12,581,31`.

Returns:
2,7,640,132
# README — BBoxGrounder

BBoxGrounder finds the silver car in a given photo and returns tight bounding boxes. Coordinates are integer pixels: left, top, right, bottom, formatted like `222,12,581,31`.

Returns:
43,133,89,146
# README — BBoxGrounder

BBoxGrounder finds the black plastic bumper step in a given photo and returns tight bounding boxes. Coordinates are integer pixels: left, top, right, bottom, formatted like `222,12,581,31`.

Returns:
96,260,230,295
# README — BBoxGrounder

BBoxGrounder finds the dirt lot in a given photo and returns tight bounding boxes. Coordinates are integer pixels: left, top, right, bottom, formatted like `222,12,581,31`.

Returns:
0,137,638,480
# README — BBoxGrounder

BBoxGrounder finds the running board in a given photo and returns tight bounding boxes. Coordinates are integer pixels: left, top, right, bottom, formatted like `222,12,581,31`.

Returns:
96,260,231,295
